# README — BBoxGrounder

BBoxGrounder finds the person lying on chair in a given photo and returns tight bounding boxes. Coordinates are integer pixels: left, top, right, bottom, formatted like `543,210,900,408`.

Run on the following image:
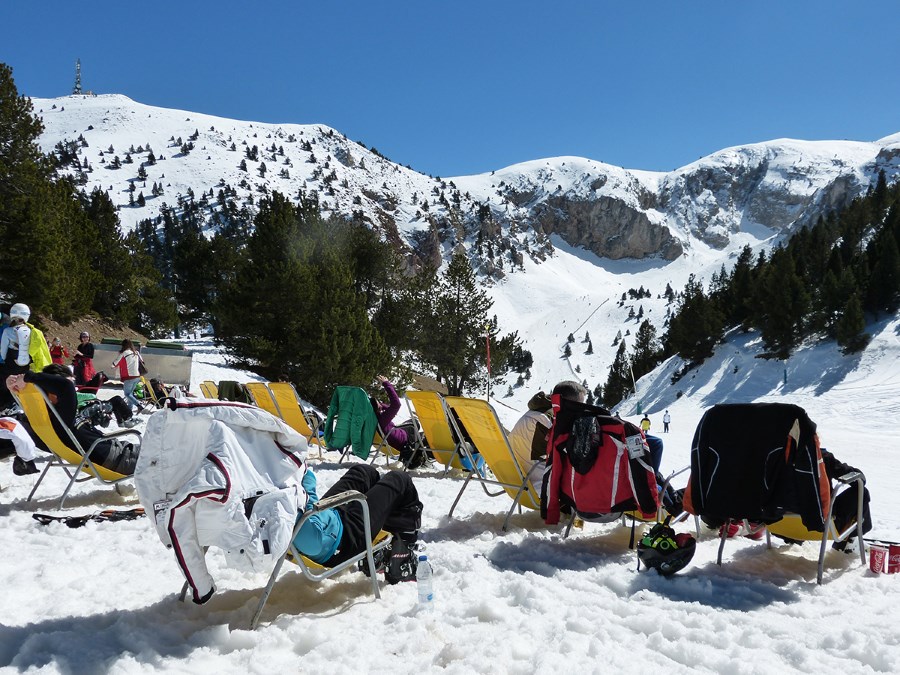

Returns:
293,463,423,583
6,367,141,475
371,375,425,469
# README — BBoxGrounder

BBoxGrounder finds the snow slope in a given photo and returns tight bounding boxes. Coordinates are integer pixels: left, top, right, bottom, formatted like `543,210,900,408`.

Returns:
5,93,898,674
1,315,898,673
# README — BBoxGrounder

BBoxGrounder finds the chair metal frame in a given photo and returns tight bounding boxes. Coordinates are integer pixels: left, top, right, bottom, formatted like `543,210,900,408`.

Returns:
250,490,392,629
13,383,140,509
444,396,541,531
712,471,866,584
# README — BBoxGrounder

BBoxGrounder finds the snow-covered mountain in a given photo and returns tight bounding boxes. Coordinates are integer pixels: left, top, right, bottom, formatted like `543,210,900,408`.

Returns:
32,93,900,407
34,94,900,276
6,95,900,674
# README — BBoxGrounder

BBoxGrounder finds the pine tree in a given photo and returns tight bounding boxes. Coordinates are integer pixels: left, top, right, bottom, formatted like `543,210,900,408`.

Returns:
836,292,869,353
215,193,392,406
866,228,900,314
755,247,809,358
664,282,675,304
0,66,99,320
122,231,178,336
82,188,134,320
0,63,50,307
666,274,723,361
631,320,660,379
418,251,517,396
602,342,631,408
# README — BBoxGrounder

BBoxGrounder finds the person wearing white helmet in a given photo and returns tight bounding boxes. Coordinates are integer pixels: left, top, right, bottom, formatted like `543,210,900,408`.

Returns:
0,303,32,410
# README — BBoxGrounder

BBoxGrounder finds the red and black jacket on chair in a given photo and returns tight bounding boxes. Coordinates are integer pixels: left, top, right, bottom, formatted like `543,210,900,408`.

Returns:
543,396,659,525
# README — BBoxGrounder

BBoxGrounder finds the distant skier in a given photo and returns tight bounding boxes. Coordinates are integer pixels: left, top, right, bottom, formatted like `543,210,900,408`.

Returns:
640,414,651,433
663,410,671,433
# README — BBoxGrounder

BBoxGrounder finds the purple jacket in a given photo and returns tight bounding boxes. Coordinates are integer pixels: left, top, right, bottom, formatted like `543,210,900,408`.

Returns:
376,380,408,450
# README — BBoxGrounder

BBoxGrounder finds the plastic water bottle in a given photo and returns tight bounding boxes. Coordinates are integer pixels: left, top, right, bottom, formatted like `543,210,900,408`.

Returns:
416,555,434,609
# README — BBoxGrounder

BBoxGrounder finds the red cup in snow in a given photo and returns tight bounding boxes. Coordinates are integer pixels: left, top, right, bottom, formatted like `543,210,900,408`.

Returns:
887,545,900,574
870,545,887,573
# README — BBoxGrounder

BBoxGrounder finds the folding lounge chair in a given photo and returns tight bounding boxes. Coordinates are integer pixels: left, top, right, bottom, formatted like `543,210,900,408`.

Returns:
444,396,542,531
138,375,166,412
248,490,392,629
139,376,159,407
324,386,389,463
543,396,663,541
245,382,283,419
199,381,218,399
405,390,466,474
266,382,325,457
13,383,140,509
684,402,867,584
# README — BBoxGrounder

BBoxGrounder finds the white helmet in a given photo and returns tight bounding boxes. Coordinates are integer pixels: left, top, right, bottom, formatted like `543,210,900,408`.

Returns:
9,303,30,323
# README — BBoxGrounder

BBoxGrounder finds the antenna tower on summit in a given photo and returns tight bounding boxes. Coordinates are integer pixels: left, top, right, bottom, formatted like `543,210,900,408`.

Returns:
72,59,82,95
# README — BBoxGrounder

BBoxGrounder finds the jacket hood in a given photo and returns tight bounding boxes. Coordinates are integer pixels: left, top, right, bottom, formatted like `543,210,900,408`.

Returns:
527,391,552,413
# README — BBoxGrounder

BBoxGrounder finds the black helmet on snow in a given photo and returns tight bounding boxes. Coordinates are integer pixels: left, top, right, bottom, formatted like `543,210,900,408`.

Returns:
637,517,696,577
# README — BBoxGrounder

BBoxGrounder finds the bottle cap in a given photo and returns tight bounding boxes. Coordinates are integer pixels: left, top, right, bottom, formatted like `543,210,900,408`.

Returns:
419,555,427,561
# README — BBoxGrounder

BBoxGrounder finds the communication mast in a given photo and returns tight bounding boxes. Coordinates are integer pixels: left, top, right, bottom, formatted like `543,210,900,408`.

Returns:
72,59,82,95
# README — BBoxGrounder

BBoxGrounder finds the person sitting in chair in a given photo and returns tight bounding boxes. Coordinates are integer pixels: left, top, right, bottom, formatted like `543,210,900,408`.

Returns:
294,463,423,583
822,448,872,549
509,380,587,493
371,375,425,469
6,366,141,475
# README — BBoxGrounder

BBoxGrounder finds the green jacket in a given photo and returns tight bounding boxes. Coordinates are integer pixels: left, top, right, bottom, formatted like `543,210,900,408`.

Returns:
324,386,377,459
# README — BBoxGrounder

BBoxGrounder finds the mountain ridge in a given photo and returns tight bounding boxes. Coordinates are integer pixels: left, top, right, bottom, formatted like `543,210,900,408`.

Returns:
33,93,900,275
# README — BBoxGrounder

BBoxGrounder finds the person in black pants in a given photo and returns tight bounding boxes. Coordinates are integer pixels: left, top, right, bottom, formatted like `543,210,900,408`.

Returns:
294,464,422,583
5,369,140,475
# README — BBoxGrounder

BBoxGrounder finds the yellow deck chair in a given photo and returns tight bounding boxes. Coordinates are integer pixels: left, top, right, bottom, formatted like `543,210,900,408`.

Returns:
760,471,867,584
199,381,218,399
245,382,282,419
139,375,161,410
405,391,465,474
13,383,140,509
248,490,392,629
266,382,326,457
444,396,542,531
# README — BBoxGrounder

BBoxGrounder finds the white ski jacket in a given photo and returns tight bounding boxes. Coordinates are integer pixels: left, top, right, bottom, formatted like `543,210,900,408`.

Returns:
135,399,309,604
0,324,31,367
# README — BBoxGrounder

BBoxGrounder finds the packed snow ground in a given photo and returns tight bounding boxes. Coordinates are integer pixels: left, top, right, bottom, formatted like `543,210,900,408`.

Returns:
1,314,899,674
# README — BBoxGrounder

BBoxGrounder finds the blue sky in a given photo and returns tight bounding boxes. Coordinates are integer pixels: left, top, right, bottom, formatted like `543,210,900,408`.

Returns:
2,2,898,177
